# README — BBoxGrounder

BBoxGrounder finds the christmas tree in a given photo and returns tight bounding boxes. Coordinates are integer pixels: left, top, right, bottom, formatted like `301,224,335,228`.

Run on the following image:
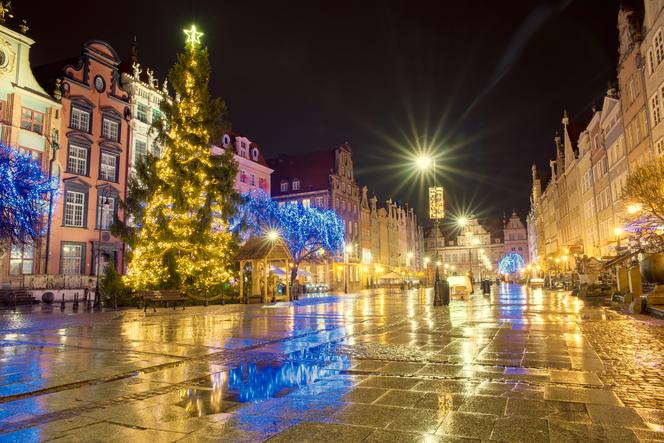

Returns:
124,26,239,297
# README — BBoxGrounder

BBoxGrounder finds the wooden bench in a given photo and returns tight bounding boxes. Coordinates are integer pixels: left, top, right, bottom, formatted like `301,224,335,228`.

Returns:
142,290,186,312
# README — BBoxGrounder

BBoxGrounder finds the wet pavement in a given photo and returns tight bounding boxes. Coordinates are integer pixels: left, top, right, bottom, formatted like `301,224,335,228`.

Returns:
0,284,663,442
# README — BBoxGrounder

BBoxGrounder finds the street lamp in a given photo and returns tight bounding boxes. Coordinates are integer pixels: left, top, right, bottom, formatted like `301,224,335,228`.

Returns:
95,187,113,311
414,153,443,286
267,229,280,241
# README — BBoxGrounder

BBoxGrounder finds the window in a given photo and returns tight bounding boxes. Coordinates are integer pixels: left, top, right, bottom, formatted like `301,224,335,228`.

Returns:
316,196,324,207
61,243,84,275
651,92,662,126
258,177,266,190
99,152,117,181
64,191,86,227
656,29,664,65
134,140,147,163
151,140,161,157
70,107,91,132
280,181,288,192
250,174,256,186
136,103,148,123
67,144,88,175
302,199,310,208
96,195,115,229
20,107,44,134
292,179,300,191
102,118,119,142
152,108,161,123
341,182,346,193
657,138,664,156
10,243,34,275
649,49,655,75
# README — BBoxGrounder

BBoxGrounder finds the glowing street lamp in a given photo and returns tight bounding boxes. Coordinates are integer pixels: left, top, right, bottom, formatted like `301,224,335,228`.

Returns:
457,216,469,228
266,229,280,241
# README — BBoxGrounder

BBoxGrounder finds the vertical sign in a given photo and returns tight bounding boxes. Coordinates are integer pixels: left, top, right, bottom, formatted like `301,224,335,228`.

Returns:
428,186,444,220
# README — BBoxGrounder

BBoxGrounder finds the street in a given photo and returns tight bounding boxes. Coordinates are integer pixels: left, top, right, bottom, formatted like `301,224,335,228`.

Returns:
0,285,663,442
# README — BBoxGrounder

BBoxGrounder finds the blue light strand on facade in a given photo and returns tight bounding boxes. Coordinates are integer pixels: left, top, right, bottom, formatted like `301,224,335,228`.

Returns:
0,144,59,245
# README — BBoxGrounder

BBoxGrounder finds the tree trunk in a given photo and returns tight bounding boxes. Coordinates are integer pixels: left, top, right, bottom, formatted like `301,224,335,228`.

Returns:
290,264,299,291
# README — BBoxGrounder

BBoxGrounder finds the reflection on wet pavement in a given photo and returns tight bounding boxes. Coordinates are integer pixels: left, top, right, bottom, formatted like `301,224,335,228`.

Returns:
0,284,663,441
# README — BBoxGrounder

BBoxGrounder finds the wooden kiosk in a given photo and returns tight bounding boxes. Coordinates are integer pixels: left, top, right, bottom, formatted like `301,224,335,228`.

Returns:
237,237,293,304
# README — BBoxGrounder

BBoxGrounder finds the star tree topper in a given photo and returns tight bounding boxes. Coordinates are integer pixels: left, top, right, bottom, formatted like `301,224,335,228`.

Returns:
184,24,203,47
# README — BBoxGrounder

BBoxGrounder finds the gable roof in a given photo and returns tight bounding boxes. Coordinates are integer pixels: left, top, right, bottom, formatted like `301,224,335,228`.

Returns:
268,149,336,196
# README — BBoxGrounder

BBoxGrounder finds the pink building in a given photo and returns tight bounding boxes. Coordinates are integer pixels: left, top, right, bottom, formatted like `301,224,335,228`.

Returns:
212,131,272,194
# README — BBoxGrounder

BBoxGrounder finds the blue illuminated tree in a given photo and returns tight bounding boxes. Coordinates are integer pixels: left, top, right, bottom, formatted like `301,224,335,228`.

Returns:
0,144,58,247
237,191,344,286
498,252,525,275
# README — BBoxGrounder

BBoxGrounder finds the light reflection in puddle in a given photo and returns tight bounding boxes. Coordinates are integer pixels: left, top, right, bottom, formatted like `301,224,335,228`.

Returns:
179,344,350,415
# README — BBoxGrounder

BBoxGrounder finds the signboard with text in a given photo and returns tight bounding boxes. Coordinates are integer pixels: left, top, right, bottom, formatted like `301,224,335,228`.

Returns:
429,186,444,220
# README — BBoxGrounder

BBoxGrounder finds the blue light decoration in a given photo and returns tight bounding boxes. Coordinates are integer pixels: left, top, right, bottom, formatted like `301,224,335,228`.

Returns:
0,144,59,245
498,252,526,275
235,191,344,276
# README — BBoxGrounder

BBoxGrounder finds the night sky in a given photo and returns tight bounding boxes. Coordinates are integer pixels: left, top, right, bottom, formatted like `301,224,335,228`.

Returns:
17,0,621,223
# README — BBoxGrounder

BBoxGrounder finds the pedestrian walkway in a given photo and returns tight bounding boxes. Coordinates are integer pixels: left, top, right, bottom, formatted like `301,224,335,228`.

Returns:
0,284,663,442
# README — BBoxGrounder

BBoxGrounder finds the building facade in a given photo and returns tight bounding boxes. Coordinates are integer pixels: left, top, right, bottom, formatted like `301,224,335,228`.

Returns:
269,143,423,291
41,41,131,277
215,132,272,195
0,20,61,283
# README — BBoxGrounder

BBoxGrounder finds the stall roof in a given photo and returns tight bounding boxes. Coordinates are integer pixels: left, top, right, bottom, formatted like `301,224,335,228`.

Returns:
237,237,293,261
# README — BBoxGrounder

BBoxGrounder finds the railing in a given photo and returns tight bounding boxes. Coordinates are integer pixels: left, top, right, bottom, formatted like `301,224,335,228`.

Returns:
6,274,97,290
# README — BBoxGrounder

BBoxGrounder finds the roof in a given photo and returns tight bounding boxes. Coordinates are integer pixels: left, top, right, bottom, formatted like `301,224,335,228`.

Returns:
212,131,269,167
236,237,293,261
268,149,336,196
33,57,80,94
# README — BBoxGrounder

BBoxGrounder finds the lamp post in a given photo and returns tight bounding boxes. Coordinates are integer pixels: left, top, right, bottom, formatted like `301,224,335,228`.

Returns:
344,242,353,294
94,187,113,311
43,129,60,275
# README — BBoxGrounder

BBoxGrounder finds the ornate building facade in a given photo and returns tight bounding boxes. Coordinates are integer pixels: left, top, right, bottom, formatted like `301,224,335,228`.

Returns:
0,19,61,282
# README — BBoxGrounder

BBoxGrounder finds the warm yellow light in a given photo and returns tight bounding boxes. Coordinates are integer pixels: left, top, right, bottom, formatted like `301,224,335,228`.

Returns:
614,227,623,236
562,255,568,262
479,248,485,254
423,257,430,264
555,257,560,263
564,248,569,254
414,154,433,171
436,261,442,267
267,229,279,241
536,264,541,270
184,25,204,47
457,216,469,227
346,243,353,254
407,251,414,259
627,204,642,214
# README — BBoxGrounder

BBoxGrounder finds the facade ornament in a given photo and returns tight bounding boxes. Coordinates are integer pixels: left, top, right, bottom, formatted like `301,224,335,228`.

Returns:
18,19,28,34
132,62,141,79
146,68,156,88
561,109,569,127
0,1,13,24
162,78,168,94
53,78,62,101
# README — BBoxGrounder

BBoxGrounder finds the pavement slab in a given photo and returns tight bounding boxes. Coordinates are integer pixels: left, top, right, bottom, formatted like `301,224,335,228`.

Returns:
0,284,662,441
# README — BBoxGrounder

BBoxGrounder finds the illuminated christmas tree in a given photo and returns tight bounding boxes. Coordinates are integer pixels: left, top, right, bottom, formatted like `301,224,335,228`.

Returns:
124,26,239,297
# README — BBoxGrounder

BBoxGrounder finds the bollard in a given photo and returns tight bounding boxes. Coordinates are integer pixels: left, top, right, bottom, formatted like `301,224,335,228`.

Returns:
433,280,441,306
482,280,490,295
441,279,450,305
60,293,65,311
73,292,79,312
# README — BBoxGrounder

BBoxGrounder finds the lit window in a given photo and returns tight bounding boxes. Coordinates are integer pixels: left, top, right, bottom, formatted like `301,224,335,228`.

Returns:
652,92,663,127
64,191,85,227
240,170,247,183
302,199,310,208
10,243,34,275
70,107,90,132
316,196,324,207
657,138,664,156
280,181,288,192
152,108,161,123
656,29,664,65
136,103,148,123
61,243,84,275
67,144,88,175
99,152,117,181
292,179,300,191
250,174,256,186
102,118,119,142
20,107,44,134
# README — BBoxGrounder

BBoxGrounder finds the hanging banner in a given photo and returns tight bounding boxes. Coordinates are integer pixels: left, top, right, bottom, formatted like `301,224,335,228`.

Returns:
428,186,444,220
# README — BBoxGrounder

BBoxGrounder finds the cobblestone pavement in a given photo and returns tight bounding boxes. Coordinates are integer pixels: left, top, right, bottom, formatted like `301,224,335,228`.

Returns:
0,284,663,442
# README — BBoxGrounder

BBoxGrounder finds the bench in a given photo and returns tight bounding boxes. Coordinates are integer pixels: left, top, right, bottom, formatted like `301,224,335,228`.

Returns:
0,289,36,309
142,290,186,312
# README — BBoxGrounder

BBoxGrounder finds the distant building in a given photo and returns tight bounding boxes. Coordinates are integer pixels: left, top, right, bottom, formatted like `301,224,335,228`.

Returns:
268,143,360,290
214,132,272,195
0,20,61,282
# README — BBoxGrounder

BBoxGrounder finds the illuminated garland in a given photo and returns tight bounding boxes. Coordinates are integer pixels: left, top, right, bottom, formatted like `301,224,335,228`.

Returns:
498,252,525,275
124,29,238,297
238,191,344,269
0,144,59,246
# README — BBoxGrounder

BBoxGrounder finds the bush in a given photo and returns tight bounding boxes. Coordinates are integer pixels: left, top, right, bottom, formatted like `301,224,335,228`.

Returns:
100,262,136,307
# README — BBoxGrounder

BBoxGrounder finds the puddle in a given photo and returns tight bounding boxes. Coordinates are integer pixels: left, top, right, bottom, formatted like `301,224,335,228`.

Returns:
178,343,350,415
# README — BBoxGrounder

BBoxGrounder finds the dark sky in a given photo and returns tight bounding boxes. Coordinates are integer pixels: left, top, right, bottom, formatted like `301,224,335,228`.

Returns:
17,0,621,222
